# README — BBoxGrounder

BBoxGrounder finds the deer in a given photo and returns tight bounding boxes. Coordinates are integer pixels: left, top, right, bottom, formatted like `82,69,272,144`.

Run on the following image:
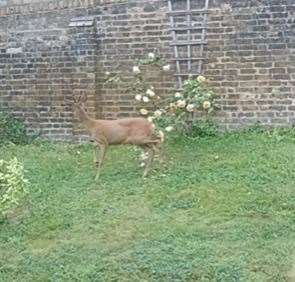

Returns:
72,94,163,180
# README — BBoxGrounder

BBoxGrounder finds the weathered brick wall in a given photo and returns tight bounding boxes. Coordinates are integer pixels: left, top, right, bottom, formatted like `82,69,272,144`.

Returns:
95,0,174,119
0,0,175,139
0,1,100,139
0,0,294,139
204,0,295,128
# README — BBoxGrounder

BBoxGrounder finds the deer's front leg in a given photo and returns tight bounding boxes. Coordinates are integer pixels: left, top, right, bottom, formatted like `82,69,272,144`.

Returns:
95,141,108,181
93,146,100,168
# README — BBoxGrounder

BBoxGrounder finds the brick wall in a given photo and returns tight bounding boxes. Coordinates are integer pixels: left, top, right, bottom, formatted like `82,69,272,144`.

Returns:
204,0,295,128
0,0,294,139
0,1,100,139
95,0,174,119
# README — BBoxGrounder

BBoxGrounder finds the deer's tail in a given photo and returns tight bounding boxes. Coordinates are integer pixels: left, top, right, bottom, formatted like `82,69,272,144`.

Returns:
149,122,164,143
151,130,164,143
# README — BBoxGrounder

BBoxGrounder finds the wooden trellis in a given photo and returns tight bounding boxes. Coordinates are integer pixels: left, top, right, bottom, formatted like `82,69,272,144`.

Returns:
168,0,210,88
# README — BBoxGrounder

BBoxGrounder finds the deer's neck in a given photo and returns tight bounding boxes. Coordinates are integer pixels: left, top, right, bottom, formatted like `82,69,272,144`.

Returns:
76,106,94,128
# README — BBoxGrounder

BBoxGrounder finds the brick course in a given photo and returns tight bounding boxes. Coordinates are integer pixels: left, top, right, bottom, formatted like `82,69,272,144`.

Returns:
0,0,294,139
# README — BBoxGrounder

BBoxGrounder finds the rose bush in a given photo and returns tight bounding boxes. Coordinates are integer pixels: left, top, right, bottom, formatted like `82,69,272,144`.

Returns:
105,52,217,136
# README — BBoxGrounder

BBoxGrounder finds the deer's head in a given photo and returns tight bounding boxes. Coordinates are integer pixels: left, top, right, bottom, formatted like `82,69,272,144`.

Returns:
73,94,88,121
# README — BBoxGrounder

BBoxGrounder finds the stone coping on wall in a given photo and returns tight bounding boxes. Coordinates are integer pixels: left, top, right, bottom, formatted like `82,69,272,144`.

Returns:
0,0,128,16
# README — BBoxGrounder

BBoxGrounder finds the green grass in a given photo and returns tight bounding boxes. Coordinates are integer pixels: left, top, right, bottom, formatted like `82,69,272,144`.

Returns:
0,132,295,281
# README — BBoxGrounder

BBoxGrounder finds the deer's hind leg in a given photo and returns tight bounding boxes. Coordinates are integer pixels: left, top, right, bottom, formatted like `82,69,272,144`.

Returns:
142,143,157,178
153,138,164,164
94,139,108,181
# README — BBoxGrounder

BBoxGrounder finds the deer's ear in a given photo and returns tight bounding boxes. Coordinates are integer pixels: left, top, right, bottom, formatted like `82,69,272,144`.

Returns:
80,93,87,103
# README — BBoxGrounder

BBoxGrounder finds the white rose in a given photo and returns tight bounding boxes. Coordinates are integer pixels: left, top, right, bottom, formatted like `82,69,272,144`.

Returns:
203,101,211,110
148,52,155,59
135,94,142,101
140,109,149,115
133,66,141,74
146,89,155,97
147,116,154,122
197,75,206,83
169,103,177,111
163,65,171,72
165,126,173,132
186,104,195,112
142,96,150,103
174,92,182,98
154,110,162,117
176,99,186,108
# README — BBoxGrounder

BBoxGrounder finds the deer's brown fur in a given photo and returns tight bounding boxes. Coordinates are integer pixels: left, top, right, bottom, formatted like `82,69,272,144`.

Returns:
73,94,161,179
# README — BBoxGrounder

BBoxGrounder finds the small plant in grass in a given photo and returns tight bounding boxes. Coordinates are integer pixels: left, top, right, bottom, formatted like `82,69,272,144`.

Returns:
0,158,28,218
0,112,30,145
105,52,217,137
190,119,219,138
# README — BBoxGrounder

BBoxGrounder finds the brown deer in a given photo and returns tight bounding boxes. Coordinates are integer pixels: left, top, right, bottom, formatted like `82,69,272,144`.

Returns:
73,94,163,180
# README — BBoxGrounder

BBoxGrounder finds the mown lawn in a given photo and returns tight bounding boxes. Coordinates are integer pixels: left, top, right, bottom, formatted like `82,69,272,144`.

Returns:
0,132,295,281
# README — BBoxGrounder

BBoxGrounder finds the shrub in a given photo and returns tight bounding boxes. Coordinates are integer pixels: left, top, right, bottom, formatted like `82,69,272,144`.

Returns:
0,112,30,145
0,158,28,218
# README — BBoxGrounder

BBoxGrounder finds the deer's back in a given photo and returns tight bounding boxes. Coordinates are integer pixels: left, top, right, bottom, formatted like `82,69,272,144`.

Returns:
93,118,155,145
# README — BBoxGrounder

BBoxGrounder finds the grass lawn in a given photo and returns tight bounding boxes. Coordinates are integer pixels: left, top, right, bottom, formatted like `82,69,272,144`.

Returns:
0,132,295,281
